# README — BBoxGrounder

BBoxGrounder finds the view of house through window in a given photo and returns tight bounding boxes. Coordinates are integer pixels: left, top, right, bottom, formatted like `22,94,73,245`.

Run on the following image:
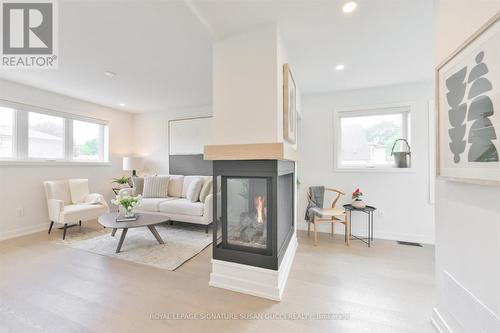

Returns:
338,108,409,168
0,107,14,158
28,112,65,159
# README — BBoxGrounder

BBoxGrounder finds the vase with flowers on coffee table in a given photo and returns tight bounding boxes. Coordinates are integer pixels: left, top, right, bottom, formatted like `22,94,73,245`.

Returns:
98,212,168,253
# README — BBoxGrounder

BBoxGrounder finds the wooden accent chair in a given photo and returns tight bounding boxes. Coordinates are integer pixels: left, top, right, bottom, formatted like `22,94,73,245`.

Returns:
306,187,350,246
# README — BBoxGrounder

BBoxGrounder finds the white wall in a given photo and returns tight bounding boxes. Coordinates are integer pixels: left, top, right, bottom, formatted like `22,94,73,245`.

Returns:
211,24,279,145
169,117,212,155
134,25,299,172
0,79,134,240
211,23,300,153
433,1,500,332
298,82,435,244
132,106,211,174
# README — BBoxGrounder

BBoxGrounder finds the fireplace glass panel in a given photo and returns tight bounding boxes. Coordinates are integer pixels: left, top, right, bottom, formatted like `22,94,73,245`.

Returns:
226,177,268,249
215,175,222,247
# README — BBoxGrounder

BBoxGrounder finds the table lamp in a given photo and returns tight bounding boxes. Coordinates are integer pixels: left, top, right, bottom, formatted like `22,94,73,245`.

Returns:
123,157,144,177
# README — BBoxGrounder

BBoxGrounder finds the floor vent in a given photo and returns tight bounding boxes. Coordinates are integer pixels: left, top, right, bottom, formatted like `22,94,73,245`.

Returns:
397,241,422,247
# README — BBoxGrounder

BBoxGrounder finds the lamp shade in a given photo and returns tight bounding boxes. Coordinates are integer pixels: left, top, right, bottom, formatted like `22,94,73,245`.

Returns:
123,157,144,171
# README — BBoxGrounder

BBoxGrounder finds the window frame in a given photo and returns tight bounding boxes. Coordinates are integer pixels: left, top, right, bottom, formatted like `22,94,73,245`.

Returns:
333,102,415,172
0,100,110,166
0,106,16,160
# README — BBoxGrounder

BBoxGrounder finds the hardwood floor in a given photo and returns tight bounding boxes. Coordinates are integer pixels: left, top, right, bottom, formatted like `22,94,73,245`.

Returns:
0,221,435,333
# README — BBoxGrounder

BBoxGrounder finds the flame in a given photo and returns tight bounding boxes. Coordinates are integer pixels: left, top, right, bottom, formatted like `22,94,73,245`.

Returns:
255,196,265,224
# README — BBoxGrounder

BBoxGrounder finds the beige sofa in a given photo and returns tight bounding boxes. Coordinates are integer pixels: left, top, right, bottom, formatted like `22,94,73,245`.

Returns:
120,175,213,232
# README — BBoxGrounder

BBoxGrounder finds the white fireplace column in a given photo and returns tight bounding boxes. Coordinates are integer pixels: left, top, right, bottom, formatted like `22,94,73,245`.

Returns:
204,24,299,301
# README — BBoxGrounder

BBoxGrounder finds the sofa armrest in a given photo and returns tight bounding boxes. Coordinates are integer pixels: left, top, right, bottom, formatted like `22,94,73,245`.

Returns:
203,193,214,223
47,199,64,222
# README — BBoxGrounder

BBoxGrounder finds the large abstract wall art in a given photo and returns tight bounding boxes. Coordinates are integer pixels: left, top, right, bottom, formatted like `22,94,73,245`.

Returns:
437,13,500,185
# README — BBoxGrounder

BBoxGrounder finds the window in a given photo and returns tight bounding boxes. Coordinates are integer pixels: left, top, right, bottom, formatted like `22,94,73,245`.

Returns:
0,107,14,158
335,104,411,169
28,112,64,159
0,102,109,164
73,120,104,161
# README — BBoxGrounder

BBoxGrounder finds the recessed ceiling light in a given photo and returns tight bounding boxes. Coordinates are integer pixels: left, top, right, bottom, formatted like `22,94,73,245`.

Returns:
119,103,126,107
335,64,345,71
342,1,357,13
104,71,116,77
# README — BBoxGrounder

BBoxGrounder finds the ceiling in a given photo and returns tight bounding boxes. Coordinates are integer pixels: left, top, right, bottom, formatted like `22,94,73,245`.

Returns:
0,0,433,113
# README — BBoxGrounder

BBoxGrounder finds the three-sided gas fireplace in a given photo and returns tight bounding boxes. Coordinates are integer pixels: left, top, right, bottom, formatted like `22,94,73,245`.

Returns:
212,160,295,270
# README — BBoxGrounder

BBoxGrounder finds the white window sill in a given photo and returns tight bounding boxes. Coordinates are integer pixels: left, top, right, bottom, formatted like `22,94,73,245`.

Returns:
334,167,416,173
0,160,111,167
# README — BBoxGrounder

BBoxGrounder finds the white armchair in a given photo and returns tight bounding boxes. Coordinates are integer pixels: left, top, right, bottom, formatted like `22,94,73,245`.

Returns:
43,179,109,239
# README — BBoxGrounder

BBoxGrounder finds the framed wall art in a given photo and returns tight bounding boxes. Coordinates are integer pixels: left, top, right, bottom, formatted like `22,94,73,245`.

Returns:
436,12,500,185
283,63,297,144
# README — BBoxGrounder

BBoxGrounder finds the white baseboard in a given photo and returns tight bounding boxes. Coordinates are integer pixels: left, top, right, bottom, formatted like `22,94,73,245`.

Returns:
0,222,48,241
431,308,452,333
442,270,500,332
372,230,435,244
209,234,298,301
297,223,435,244
431,270,500,333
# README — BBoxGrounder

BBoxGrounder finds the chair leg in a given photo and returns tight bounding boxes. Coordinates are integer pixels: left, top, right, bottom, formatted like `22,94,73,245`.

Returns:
48,221,54,234
205,224,210,234
79,220,81,226
62,223,68,240
331,222,334,236
313,220,318,246
307,221,311,237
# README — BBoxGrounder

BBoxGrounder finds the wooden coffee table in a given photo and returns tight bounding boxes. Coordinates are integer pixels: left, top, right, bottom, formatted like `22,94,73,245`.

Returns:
98,213,168,253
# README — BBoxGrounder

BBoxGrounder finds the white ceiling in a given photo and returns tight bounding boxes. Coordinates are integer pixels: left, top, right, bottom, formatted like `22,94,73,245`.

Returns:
0,0,433,113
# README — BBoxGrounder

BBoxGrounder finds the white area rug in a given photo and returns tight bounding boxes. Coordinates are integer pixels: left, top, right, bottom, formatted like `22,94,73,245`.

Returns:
56,223,212,271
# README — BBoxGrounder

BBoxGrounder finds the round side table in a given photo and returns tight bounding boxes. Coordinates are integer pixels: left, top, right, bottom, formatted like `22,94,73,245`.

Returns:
343,204,376,247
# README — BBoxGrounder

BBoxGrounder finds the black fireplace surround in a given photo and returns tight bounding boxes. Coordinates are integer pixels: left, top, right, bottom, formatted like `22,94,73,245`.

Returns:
212,160,295,270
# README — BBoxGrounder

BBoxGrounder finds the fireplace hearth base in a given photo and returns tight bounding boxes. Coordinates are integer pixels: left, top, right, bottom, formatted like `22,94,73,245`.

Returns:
209,233,297,301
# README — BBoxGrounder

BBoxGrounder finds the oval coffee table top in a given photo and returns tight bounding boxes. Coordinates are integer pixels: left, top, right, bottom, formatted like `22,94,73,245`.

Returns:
98,212,169,229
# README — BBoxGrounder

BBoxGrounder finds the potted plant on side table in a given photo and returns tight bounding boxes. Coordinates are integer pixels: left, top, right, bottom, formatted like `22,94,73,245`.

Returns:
111,176,131,195
352,188,366,209
111,176,131,188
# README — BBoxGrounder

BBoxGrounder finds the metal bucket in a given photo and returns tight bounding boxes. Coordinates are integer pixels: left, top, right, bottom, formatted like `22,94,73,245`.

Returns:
391,139,411,168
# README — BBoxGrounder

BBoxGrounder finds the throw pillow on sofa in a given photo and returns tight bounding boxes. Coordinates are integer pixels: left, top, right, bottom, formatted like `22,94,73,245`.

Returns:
131,176,144,196
143,176,170,198
186,178,204,202
182,176,204,198
168,175,184,197
199,179,212,203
